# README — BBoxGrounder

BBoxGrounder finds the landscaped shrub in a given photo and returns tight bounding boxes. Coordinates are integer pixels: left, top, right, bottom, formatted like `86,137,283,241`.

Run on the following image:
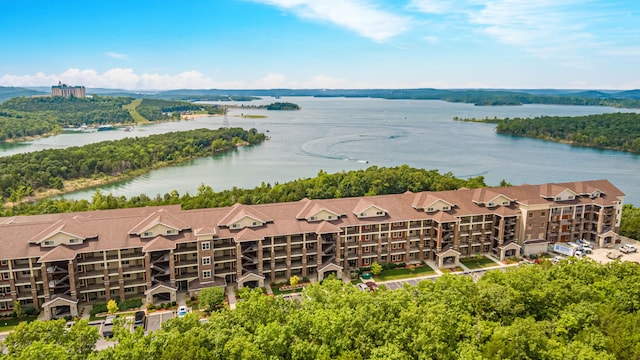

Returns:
90,303,108,316
118,298,143,311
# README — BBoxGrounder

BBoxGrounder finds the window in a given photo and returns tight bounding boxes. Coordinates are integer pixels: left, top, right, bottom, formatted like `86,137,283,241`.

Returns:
43,240,55,246
487,202,495,207
502,201,509,205
541,212,545,216
364,234,371,241
442,206,450,210
427,208,434,212
3,273,9,280
376,211,384,215
364,246,371,253
364,225,372,230
123,274,131,278
0,302,5,310
555,196,561,201
166,229,177,235
143,231,153,237
202,270,212,279
124,288,134,293
328,215,334,220
22,270,30,276
392,232,401,239
359,212,366,217
69,238,80,244
77,265,83,272
252,222,258,226
232,224,239,228
528,213,533,218
363,258,371,266
121,260,129,265
310,216,317,221
201,242,211,251
201,257,211,266
0,260,7,266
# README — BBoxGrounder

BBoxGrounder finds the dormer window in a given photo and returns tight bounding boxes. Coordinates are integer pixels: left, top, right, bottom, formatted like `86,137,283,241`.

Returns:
166,229,177,235
487,202,495,207
502,201,509,205
310,216,317,221
555,197,561,201
252,222,258,226
69,238,80,244
376,211,383,215
427,208,434,212
43,240,55,247
232,224,238,228
328,215,333,220
360,213,366,217
443,206,450,210
568,196,574,200
143,231,153,237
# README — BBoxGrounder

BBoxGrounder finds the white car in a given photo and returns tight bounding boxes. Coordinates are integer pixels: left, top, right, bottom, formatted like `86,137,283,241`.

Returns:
177,306,188,317
551,256,564,264
620,244,637,254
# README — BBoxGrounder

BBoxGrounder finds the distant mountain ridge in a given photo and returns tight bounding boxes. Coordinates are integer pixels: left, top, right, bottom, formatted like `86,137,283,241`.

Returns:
3,86,640,106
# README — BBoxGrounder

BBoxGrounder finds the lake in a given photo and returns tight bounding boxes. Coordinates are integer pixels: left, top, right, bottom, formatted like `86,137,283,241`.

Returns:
2,97,639,204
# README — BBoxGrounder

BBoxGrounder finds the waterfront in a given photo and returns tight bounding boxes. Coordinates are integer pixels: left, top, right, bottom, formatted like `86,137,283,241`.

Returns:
1,97,638,204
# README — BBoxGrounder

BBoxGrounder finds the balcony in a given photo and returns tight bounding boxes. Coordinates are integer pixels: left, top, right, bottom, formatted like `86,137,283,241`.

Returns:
174,244,198,254
122,265,146,274
213,240,235,249
120,251,145,260
78,269,105,280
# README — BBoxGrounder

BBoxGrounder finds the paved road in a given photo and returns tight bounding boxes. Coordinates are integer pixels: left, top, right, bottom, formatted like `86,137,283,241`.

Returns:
146,311,174,332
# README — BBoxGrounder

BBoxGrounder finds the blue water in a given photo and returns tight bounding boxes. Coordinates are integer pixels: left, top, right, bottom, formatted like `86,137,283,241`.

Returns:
2,97,638,204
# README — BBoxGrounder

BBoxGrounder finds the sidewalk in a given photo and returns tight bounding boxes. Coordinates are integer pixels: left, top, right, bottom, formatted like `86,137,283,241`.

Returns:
225,285,237,310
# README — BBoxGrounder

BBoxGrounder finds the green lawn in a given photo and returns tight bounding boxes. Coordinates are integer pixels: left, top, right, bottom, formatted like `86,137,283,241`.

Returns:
0,315,38,332
460,256,501,269
375,265,436,281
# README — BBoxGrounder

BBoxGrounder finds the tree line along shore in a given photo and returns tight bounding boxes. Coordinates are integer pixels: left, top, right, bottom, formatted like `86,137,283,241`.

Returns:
0,96,226,142
454,112,640,153
0,127,266,204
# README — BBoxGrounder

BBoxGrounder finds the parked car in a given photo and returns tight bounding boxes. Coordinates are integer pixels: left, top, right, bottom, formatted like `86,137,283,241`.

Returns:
177,306,188,317
620,244,637,254
551,256,564,264
102,315,115,338
607,251,623,260
581,244,593,254
133,310,146,329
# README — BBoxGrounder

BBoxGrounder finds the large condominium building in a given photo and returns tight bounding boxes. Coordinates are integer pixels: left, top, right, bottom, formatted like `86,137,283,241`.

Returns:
51,81,86,98
0,180,624,319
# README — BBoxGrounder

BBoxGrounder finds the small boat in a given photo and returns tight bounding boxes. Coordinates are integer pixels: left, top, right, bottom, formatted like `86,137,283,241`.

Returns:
124,126,134,132
97,125,115,131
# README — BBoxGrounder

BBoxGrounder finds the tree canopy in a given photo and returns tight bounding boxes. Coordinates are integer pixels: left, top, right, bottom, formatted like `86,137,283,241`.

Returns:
4,259,640,359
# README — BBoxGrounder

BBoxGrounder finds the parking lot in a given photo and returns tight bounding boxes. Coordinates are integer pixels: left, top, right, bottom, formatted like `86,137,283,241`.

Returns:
146,310,175,332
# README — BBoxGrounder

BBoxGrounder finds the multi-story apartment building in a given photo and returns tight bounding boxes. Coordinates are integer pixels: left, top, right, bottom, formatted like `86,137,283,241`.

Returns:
51,81,86,98
0,180,624,319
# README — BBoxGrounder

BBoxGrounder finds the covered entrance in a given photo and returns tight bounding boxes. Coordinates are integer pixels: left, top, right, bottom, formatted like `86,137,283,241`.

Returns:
42,294,79,320
145,283,177,305
237,271,265,289
317,261,343,281
598,230,619,248
497,242,521,261
436,248,461,269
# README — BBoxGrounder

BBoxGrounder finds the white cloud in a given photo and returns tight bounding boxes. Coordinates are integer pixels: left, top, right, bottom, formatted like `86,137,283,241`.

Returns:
105,51,127,60
253,0,411,42
0,68,359,90
407,0,457,14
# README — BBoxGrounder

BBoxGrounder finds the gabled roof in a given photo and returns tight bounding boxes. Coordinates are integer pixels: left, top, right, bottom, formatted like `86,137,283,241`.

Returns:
412,193,455,210
218,204,273,227
142,236,177,252
29,217,97,244
128,209,190,235
194,227,216,237
233,228,261,242
437,248,461,257
539,184,578,199
352,199,388,217
471,188,514,205
37,244,77,263
315,221,342,234
42,294,79,307
238,271,265,283
296,199,344,220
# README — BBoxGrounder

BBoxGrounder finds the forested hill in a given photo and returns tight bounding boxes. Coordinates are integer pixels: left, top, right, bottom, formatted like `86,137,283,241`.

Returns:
0,96,225,141
0,86,46,102
492,112,640,153
0,128,266,203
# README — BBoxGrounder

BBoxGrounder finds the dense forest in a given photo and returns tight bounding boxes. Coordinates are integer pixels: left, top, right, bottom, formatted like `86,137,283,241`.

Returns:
494,112,640,153
0,128,266,203
134,98,224,121
0,165,488,216
3,259,640,359
620,204,640,240
266,102,301,110
0,95,225,141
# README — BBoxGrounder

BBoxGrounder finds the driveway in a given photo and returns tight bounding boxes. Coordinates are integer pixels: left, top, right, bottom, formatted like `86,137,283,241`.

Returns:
146,310,174,332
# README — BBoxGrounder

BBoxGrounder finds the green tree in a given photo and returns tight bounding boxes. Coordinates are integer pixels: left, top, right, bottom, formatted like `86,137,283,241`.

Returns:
370,262,383,276
198,287,226,312
13,301,24,318
107,299,119,314
290,275,300,288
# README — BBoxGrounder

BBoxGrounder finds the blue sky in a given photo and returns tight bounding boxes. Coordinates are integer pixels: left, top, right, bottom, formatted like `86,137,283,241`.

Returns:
1,0,638,90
